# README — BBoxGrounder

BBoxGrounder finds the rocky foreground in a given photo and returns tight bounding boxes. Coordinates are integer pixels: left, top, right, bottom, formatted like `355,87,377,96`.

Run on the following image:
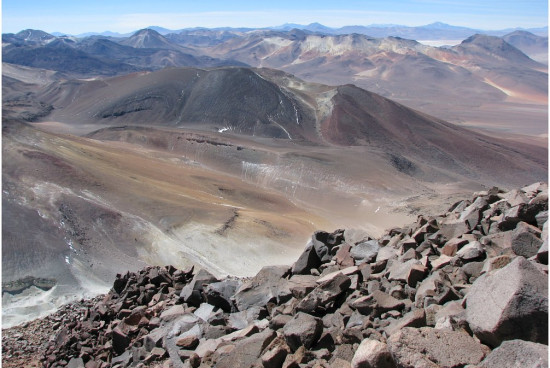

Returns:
3,183,549,368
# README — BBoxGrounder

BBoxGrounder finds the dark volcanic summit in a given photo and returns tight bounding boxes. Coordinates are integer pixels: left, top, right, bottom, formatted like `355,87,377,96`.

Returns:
39,67,316,140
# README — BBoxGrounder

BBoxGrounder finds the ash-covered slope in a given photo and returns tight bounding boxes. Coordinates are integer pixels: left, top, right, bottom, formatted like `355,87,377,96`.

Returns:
2,120,326,327
4,183,547,368
36,66,547,186
319,82,546,184
38,67,318,141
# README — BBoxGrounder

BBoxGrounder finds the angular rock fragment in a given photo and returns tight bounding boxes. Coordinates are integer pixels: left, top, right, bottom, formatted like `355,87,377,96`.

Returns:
334,243,356,267
387,259,427,287
455,241,485,263
479,339,548,368
228,306,264,330
376,245,399,263
160,305,186,321
438,215,470,240
535,211,548,228
481,255,512,274
287,274,318,299
430,255,452,270
461,261,484,280
501,189,529,206
351,339,395,368
193,303,216,322
350,290,404,317
465,256,548,347
412,221,439,243
511,222,543,258
233,266,289,310
312,230,344,262
296,273,350,313
344,228,373,245
176,335,199,350
317,266,358,283
283,312,323,351
350,240,380,264
440,237,468,256
204,279,241,312
460,197,489,229
384,309,426,336
387,327,486,368
66,357,85,368
269,314,292,330
180,269,218,307
215,329,276,368
262,344,289,368
291,244,321,275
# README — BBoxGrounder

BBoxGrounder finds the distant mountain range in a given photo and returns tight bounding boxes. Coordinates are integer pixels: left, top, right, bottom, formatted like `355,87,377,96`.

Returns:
272,21,549,40
3,26,547,135
47,22,548,40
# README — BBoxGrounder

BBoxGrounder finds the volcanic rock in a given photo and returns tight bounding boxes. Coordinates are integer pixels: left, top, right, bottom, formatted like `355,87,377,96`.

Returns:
387,327,486,367
350,240,380,264
283,312,323,351
233,266,289,310
214,328,276,368
465,256,548,347
385,309,426,336
180,269,219,307
296,273,351,313
387,259,427,287
479,339,548,368
204,279,241,312
350,290,405,317
291,244,321,275
511,222,543,258
351,339,396,368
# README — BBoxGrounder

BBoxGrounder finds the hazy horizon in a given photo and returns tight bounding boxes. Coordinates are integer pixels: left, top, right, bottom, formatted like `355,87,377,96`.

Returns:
2,0,548,35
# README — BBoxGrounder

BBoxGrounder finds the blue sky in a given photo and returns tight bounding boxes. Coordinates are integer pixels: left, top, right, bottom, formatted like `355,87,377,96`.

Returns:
2,0,548,35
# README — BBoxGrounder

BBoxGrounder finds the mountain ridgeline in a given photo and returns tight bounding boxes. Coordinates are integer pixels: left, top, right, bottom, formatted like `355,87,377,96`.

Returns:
3,26,547,135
